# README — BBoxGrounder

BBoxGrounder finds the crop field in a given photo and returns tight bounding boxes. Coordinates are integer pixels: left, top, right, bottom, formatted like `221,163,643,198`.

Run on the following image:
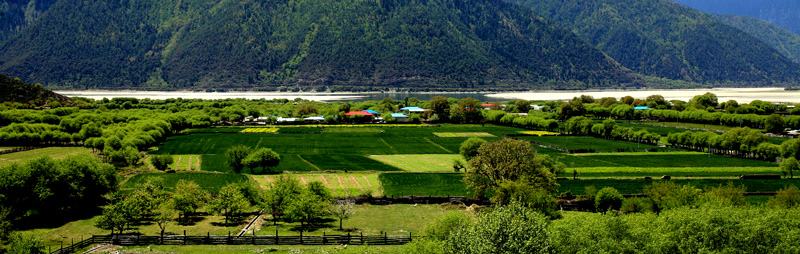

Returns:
153,124,520,172
240,128,279,133
155,154,202,171
253,173,382,197
519,131,560,136
567,153,777,168
369,154,465,172
120,172,251,194
574,167,780,178
0,147,93,164
517,136,680,153
433,132,496,137
379,173,469,197
557,178,800,195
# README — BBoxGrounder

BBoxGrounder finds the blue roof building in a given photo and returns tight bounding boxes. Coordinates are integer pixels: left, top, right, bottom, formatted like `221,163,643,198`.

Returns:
365,110,380,114
390,113,408,118
634,106,651,110
400,106,424,111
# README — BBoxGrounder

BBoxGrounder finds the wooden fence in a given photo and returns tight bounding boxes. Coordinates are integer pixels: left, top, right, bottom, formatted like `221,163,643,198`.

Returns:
49,233,414,253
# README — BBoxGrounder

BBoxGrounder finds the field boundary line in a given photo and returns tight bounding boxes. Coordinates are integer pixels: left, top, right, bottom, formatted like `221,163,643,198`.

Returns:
296,155,323,171
379,138,399,153
424,138,453,153
350,175,365,192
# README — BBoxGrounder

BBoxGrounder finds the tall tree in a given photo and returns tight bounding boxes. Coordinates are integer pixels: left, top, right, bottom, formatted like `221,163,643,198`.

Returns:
171,180,209,221
464,138,559,198
429,96,451,121
226,145,252,173
211,183,250,225
243,148,280,174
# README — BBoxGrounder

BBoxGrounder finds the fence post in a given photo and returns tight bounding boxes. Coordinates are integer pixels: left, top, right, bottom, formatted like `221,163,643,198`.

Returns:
360,232,363,245
184,230,187,245
300,231,303,244
275,229,278,244
409,232,412,242
347,232,351,245
252,229,255,244
207,232,210,244
384,232,387,245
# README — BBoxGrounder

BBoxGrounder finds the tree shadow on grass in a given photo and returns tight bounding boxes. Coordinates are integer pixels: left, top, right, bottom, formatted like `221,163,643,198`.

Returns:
288,218,337,232
177,212,210,226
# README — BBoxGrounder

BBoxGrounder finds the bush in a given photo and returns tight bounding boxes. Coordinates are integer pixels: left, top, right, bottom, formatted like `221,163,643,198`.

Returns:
150,154,174,171
459,137,486,161
620,197,650,214
767,185,800,209
444,203,553,253
595,187,623,213
424,212,472,241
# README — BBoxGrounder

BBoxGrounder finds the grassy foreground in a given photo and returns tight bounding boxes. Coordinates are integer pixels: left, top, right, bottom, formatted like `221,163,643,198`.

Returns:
0,147,92,164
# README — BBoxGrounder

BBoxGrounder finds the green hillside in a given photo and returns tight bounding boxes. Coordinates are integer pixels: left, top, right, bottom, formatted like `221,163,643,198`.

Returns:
0,0,638,91
713,14,800,63
0,73,72,106
510,0,800,85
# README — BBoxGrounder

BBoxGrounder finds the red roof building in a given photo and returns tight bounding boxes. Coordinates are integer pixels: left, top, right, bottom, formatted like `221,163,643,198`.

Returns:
343,111,375,116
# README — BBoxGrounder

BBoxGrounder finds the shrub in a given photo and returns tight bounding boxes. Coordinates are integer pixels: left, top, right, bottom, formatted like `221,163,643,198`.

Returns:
595,187,623,213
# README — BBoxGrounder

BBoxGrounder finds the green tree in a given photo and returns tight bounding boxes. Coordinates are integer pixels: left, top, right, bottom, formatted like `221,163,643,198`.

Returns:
226,145,252,173
515,99,531,113
263,175,302,225
6,234,46,254
444,203,553,254
429,96,450,121
211,183,250,225
643,181,700,213
294,104,319,117
171,180,209,221
558,97,586,119
765,114,786,134
150,154,174,171
781,157,799,178
154,204,176,238
328,199,355,230
595,187,623,213
285,190,328,232
242,148,280,174
766,185,800,209
459,137,486,161
492,180,561,219
464,138,558,198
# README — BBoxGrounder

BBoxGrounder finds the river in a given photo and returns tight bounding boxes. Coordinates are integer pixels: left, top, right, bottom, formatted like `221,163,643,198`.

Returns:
56,88,800,103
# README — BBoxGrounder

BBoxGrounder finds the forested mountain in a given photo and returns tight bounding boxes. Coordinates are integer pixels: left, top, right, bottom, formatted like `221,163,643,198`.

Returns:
510,0,800,85
713,14,800,63
0,73,71,106
673,0,800,34
0,0,639,91
0,0,58,43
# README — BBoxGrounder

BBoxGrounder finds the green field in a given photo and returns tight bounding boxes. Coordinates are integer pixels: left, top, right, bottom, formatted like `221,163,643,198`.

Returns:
568,153,777,168
120,172,251,194
153,124,521,172
574,167,780,178
252,173,382,197
557,178,800,195
517,135,681,153
0,147,93,164
369,154,465,172
379,173,469,197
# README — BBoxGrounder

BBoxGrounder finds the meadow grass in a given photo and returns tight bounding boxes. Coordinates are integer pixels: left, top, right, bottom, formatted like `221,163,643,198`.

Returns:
557,178,800,195
379,173,469,197
18,212,247,250
252,173,383,197
119,245,407,254
369,154,465,172
119,172,251,194
257,204,464,236
0,147,93,164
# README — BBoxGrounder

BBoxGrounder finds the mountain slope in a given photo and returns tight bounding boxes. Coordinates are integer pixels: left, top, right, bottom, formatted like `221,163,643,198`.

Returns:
0,73,71,105
713,14,800,63
0,0,59,43
673,0,800,34
0,0,639,91
510,0,800,85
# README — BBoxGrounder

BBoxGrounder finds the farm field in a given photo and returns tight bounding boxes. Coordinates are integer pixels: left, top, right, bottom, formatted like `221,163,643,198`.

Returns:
369,154,464,172
433,132,496,137
568,153,777,168
379,173,469,197
119,172,251,194
252,173,383,197
0,147,92,164
152,124,521,172
517,135,681,153
574,167,780,178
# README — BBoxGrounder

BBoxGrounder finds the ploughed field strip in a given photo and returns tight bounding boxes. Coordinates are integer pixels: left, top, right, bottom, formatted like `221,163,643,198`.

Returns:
433,132,496,137
518,130,560,136
368,154,465,172
240,128,279,133
255,173,382,197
